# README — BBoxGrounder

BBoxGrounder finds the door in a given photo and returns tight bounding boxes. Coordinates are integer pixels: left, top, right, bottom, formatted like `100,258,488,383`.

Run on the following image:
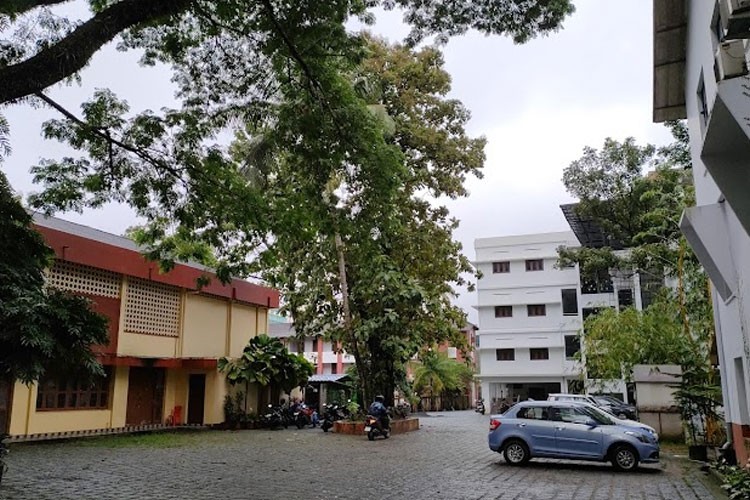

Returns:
551,406,603,458
126,368,165,426
187,374,206,425
514,405,557,455
0,378,12,434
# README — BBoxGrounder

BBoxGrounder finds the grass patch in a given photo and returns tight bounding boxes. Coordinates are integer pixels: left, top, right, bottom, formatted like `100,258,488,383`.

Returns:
69,430,206,449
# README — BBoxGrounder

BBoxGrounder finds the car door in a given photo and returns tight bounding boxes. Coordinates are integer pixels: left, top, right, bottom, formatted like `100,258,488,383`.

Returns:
550,406,604,459
513,405,557,456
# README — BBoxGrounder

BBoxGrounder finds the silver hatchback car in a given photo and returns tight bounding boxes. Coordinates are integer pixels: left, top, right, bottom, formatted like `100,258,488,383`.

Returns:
488,401,659,471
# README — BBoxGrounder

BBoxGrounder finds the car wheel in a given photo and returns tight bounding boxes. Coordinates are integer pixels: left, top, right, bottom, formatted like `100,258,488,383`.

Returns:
503,439,530,465
611,444,639,471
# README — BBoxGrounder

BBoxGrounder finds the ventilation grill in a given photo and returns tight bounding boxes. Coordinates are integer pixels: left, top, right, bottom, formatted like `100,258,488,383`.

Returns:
124,277,181,337
47,260,121,298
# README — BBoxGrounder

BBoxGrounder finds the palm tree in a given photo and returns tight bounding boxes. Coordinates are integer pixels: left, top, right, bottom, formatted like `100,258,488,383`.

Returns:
413,350,472,410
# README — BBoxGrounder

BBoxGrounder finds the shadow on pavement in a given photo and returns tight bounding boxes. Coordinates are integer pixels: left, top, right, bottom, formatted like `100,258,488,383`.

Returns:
493,459,663,475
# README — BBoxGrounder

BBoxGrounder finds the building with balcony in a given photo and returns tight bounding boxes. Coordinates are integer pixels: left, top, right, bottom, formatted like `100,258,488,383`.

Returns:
653,0,750,464
0,215,278,439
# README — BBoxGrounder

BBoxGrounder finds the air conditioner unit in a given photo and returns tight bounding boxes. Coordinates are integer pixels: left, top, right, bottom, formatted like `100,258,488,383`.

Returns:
722,0,750,39
715,39,748,80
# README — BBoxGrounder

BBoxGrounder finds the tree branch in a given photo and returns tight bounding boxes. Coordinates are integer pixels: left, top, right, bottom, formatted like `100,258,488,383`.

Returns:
35,91,185,181
0,0,192,105
0,0,69,17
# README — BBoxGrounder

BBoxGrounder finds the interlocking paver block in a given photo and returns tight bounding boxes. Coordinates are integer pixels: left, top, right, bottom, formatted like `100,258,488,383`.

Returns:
0,411,720,500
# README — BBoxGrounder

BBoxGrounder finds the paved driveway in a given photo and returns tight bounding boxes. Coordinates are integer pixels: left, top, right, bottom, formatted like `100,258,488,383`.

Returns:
0,411,721,500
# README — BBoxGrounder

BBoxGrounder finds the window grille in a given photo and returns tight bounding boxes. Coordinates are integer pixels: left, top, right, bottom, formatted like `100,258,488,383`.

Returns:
47,260,121,298
124,277,181,337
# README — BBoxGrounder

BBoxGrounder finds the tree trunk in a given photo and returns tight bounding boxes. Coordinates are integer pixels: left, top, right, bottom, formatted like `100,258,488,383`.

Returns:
333,230,371,405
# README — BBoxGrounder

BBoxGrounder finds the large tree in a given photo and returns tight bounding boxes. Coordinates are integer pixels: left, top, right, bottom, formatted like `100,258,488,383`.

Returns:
558,123,720,438
13,3,575,402
0,0,574,105
0,169,109,384
232,38,484,404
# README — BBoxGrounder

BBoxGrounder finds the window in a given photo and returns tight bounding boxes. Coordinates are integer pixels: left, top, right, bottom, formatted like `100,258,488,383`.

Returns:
527,304,546,317
492,261,510,273
494,305,513,318
581,269,613,294
561,289,578,316
525,259,544,271
517,406,547,420
617,289,634,309
565,335,580,360
530,348,549,360
550,406,589,423
697,73,708,127
496,349,515,361
330,363,338,375
36,368,112,411
447,347,458,359
312,336,320,352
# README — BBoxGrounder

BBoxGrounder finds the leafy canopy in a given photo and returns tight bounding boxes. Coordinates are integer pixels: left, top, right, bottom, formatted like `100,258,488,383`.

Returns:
218,334,313,394
559,123,717,418
0,169,109,384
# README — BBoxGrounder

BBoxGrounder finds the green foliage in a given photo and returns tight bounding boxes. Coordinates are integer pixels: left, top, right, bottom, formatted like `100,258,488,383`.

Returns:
13,1,573,405
218,334,313,394
0,170,108,384
559,122,721,439
713,460,750,500
582,294,695,381
413,350,474,397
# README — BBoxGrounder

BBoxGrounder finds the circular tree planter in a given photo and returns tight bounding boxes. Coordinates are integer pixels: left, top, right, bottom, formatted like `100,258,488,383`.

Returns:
333,418,419,435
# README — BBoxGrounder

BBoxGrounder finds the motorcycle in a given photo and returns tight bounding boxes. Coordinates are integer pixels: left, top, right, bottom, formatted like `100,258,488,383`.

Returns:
259,404,285,429
475,399,485,415
294,403,319,429
321,402,349,432
364,414,389,441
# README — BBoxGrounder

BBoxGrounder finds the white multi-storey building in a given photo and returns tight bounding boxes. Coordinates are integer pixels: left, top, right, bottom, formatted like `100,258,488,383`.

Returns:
652,0,750,465
474,231,585,408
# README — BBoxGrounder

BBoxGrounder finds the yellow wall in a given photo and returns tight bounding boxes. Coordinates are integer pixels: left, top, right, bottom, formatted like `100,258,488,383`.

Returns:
118,332,178,358
110,366,129,428
203,370,228,425
182,295,228,358
229,304,258,357
9,378,115,435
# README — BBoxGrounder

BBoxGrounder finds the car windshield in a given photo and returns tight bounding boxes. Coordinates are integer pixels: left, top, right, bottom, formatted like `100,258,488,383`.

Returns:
597,396,622,405
579,405,616,425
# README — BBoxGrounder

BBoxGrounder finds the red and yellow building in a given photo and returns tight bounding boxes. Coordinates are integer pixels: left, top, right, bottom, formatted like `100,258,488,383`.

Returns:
1,215,278,438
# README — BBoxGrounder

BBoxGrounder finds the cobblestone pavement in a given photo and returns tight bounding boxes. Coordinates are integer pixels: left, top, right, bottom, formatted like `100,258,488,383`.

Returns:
0,411,722,500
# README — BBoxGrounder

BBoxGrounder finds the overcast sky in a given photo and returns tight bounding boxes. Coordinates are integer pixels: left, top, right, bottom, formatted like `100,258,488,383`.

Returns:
3,1,671,323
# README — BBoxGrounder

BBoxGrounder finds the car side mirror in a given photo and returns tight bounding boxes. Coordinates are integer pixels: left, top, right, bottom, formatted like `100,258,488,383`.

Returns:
573,417,597,427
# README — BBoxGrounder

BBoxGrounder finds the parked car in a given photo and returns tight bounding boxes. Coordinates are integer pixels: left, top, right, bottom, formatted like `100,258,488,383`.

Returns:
593,395,637,420
488,401,659,471
547,393,599,406
547,393,638,421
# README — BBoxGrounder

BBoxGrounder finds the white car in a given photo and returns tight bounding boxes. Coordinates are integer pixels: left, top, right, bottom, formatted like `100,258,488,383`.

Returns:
547,393,599,406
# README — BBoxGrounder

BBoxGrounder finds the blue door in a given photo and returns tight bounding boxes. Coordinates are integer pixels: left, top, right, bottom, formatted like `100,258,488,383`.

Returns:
513,405,557,455
551,406,603,458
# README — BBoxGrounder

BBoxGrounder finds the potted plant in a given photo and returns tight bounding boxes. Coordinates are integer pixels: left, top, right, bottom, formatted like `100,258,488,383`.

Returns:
673,366,723,461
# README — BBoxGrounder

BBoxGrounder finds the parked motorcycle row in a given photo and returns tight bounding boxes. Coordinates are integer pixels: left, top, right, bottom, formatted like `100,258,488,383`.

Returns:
258,402,321,430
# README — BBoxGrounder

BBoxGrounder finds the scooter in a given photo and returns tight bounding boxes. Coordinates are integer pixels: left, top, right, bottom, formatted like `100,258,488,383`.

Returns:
364,414,389,441
475,399,485,415
321,403,347,432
